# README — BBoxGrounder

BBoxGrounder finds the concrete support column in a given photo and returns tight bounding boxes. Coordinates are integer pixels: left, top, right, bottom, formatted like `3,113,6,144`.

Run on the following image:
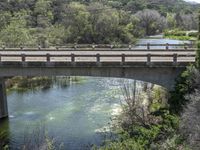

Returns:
0,78,8,119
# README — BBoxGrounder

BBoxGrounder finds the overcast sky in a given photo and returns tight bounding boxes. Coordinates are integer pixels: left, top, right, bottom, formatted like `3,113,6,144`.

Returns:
186,0,200,3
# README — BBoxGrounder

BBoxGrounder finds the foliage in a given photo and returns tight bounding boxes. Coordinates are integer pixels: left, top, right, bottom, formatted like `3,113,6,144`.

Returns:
164,29,198,40
107,0,200,14
154,134,189,150
180,91,200,149
175,12,198,30
0,11,35,47
169,65,197,114
188,31,198,37
6,76,53,91
0,0,198,46
164,29,187,36
196,41,200,68
46,24,70,45
0,11,12,30
196,11,200,68
5,76,85,92
98,109,182,150
179,68,200,149
135,9,167,35
97,83,184,150
96,138,144,150
18,125,64,150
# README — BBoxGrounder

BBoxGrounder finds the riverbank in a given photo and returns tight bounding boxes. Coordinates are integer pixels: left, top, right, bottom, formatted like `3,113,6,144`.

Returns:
95,84,187,150
96,65,200,150
164,30,197,41
5,76,86,92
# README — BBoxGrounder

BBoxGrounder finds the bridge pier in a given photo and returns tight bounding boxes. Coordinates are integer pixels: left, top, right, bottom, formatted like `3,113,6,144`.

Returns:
0,78,8,119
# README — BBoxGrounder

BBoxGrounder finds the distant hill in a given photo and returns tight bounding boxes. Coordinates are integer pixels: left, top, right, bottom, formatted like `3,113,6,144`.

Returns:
0,0,198,15
106,0,200,14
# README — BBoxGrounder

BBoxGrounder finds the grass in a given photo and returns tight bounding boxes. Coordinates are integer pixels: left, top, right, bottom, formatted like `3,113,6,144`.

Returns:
164,35,196,41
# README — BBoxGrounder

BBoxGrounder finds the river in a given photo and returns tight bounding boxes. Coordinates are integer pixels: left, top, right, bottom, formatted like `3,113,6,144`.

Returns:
0,38,191,150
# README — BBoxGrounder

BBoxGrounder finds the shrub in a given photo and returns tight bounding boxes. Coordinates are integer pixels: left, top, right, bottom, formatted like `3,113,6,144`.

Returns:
188,32,198,37
168,65,197,114
180,70,200,149
164,30,186,36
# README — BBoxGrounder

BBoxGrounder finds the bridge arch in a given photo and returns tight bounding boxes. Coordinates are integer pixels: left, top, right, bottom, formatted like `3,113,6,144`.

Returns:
0,64,185,90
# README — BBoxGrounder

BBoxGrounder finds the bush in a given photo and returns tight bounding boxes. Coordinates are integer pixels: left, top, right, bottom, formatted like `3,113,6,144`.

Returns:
180,68,200,149
188,32,198,37
196,41,200,68
168,65,197,114
164,30,186,36
96,138,144,150
97,83,182,150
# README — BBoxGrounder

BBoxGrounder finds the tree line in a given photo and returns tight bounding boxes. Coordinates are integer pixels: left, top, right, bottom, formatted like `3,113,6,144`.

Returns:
0,0,198,47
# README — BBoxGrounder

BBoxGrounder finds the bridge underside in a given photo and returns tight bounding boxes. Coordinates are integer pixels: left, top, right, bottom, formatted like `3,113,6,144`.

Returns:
0,61,187,119
0,62,186,89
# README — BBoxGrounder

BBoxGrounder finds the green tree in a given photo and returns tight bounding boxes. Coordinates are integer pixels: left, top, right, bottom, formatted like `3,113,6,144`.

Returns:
63,2,92,43
0,11,12,31
0,11,34,47
196,11,200,69
34,0,53,28
46,24,70,45
166,13,176,29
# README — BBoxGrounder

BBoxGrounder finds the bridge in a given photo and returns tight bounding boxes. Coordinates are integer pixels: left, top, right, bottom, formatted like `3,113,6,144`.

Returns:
0,43,196,119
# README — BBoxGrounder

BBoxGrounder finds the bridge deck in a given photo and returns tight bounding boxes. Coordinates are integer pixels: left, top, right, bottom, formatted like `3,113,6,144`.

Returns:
0,48,196,64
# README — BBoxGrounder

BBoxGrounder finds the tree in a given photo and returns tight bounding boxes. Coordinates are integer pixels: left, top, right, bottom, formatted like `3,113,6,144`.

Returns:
34,0,53,28
0,11,34,47
52,0,67,23
180,68,200,149
125,0,146,13
166,13,176,29
46,24,70,45
62,2,92,43
87,3,136,43
135,9,167,35
196,11,200,69
0,11,12,31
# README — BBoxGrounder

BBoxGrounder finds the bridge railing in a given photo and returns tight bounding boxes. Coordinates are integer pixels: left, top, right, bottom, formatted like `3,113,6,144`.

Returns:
0,53,195,65
0,47,196,52
49,43,194,49
0,43,194,51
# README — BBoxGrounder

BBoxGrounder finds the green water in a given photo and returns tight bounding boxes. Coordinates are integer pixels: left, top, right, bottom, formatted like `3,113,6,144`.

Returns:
0,77,134,150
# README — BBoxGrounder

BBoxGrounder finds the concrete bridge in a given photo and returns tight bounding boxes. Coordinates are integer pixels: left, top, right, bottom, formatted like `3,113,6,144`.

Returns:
0,44,196,119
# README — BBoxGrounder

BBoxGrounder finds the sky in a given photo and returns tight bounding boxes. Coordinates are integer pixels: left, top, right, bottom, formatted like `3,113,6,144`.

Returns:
186,0,200,3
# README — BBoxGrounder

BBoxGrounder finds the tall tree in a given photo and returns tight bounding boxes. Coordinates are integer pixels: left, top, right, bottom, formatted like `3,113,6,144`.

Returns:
135,9,167,35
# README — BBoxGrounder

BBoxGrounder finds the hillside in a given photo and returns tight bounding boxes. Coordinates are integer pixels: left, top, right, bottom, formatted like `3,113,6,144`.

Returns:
0,0,199,14
0,0,198,46
105,0,199,14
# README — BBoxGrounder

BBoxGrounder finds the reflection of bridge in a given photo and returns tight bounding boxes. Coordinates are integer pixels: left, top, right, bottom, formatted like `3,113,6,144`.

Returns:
0,44,196,119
